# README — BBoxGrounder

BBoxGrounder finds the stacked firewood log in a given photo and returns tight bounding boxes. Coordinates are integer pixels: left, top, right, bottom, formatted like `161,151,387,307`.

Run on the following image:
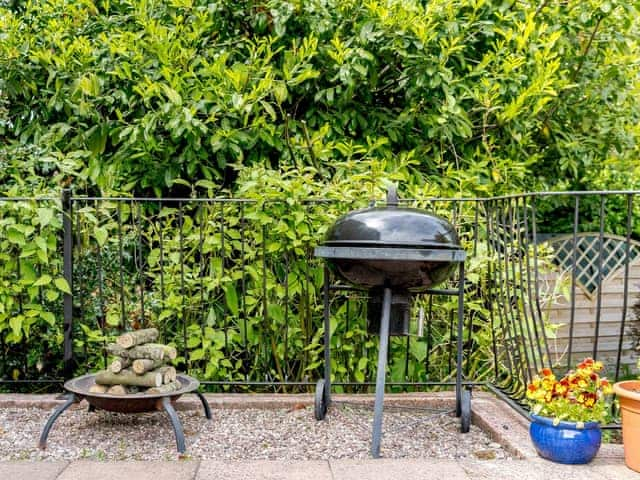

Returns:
89,328,180,395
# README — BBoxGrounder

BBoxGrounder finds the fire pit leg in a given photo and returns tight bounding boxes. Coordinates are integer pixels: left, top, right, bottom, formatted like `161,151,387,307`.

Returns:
38,393,79,449
371,287,392,459
160,396,186,453
195,391,212,419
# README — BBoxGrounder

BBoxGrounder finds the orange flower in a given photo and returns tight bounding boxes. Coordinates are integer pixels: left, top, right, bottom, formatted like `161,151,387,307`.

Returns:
584,393,597,408
555,380,568,396
541,368,553,377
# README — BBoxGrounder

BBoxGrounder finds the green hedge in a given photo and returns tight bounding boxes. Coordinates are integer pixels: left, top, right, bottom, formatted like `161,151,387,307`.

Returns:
1,0,638,197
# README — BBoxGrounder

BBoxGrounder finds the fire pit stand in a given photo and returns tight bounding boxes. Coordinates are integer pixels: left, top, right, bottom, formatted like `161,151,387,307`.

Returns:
38,373,211,453
313,186,469,458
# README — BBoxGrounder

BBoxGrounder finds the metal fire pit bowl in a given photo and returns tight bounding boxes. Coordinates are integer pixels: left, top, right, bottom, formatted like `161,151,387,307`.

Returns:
38,373,212,453
64,373,201,413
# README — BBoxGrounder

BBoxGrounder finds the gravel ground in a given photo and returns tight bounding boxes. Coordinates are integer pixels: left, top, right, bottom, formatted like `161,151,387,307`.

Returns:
0,403,510,461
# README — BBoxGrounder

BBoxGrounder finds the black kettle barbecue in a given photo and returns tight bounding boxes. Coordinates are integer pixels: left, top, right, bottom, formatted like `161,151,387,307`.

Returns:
314,185,469,458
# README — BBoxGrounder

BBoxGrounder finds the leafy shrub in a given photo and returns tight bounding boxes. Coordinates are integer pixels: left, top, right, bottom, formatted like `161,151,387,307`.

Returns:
0,199,70,382
1,0,638,197
1,0,639,390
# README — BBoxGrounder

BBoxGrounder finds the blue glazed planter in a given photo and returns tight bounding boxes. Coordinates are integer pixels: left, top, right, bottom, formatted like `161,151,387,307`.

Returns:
529,414,601,464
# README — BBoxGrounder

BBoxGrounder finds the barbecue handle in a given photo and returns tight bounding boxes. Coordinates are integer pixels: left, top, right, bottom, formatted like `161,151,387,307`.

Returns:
387,184,398,207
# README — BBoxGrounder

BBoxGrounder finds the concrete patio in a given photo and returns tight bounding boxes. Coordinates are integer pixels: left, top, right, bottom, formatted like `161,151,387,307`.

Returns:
0,391,632,479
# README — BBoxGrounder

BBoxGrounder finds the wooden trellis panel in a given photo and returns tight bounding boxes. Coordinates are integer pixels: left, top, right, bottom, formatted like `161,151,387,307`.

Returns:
541,234,640,372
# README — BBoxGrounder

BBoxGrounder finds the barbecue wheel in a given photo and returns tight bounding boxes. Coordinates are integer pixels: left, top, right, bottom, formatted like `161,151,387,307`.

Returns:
314,378,328,420
460,388,471,433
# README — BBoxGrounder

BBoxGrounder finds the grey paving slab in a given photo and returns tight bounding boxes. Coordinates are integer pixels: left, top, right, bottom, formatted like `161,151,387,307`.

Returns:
0,461,68,480
592,463,640,480
57,460,198,480
470,397,535,459
460,458,617,480
330,459,469,480
588,456,640,480
197,460,332,480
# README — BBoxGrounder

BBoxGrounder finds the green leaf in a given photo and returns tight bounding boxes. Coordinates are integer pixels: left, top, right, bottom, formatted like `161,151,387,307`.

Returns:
45,289,59,301
37,208,54,227
162,84,182,105
273,82,288,104
9,316,22,337
409,341,427,362
35,236,48,252
224,285,239,316
148,248,160,267
267,304,284,322
357,357,367,371
54,277,72,294
206,307,217,326
94,227,108,247
20,262,37,282
33,274,52,287
187,336,201,348
7,229,25,245
190,348,204,361
41,311,56,326
106,313,120,327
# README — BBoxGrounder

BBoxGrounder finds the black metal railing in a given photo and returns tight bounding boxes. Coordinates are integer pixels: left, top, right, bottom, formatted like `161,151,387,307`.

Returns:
1,190,638,411
484,192,640,419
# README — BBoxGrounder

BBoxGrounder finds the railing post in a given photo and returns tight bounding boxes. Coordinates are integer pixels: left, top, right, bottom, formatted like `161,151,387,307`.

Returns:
62,189,74,380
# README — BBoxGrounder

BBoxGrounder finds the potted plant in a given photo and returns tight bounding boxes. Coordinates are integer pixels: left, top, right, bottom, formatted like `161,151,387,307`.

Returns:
613,373,640,472
525,358,613,464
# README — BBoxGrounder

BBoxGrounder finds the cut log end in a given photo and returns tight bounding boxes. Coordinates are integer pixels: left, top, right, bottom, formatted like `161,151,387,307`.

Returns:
107,385,128,395
89,384,108,394
158,366,177,384
164,345,177,360
132,358,163,375
110,356,131,374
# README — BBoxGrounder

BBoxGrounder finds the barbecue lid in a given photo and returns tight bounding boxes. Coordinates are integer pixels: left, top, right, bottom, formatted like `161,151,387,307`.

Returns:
323,186,460,250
